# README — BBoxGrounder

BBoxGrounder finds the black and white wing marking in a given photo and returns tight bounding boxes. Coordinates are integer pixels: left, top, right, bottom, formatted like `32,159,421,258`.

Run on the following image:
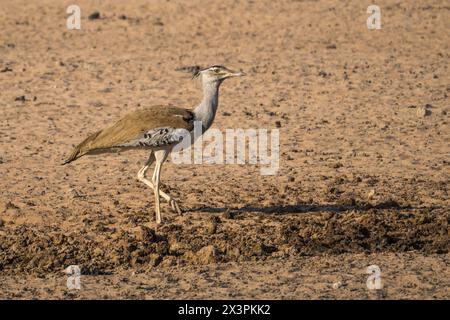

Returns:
121,127,191,148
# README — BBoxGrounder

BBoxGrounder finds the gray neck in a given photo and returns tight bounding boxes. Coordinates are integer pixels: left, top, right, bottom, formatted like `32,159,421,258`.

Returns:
193,79,222,132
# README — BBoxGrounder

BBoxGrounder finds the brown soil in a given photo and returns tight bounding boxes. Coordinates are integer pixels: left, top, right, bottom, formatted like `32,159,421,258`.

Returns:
0,0,449,299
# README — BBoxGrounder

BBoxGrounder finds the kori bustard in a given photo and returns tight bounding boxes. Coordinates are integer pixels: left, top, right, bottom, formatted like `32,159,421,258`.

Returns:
63,65,245,224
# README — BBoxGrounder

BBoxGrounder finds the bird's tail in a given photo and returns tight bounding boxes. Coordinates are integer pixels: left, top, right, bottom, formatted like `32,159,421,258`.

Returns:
62,147,83,165
62,130,102,165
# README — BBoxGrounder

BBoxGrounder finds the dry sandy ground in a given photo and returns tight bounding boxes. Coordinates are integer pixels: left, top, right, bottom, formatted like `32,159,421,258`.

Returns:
0,0,449,299
1,253,448,299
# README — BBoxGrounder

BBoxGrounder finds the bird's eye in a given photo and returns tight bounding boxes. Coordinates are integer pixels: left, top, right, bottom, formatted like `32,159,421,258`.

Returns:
213,68,220,73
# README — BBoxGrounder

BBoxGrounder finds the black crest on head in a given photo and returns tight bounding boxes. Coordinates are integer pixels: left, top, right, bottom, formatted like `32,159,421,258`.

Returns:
175,65,202,79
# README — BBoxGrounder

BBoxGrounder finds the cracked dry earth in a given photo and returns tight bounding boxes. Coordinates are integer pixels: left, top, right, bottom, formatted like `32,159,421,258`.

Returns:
0,0,449,299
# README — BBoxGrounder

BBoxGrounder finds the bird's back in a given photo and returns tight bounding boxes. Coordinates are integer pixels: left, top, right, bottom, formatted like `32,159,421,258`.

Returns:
64,105,194,164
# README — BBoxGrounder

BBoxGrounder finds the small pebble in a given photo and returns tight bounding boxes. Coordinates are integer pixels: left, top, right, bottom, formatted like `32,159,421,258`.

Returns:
417,106,431,117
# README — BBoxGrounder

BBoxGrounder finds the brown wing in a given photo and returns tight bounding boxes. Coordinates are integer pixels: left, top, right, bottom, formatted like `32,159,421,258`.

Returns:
63,105,194,164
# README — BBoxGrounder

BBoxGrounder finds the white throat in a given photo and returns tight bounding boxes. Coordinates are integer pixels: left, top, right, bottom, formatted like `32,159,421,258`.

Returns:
193,77,222,132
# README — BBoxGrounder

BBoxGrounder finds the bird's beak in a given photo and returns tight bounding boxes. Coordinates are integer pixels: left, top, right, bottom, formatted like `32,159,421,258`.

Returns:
226,70,246,78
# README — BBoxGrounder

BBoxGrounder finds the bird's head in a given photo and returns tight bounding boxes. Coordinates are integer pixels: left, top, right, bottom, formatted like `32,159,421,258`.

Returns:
198,65,245,83
177,65,245,84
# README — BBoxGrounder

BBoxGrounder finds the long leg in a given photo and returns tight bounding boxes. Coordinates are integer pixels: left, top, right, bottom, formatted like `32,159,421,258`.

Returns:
152,149,169,224
137,152,181,214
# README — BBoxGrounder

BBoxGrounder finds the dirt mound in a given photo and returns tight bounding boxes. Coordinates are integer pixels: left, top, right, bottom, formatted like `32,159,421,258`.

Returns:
1,205,447,275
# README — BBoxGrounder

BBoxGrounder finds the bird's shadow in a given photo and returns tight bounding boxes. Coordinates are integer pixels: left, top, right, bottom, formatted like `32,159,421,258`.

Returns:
192,200,430,215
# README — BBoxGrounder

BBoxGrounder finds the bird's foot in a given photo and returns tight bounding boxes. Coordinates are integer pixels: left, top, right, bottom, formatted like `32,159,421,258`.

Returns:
170,199,182,215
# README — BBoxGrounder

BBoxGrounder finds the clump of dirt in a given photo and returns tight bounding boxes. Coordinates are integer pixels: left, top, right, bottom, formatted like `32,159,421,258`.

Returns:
0,206,447,275
0,225,169,275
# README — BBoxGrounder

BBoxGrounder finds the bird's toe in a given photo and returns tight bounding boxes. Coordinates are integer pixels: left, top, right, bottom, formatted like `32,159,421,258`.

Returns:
170,199,182,215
